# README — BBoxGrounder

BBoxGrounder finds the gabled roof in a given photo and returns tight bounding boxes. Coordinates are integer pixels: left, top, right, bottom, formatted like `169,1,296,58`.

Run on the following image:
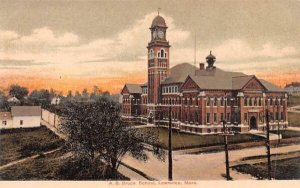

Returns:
0,112,12,120
141,82,147,87
162,63,197,84
122,84,142,94
232,75,255,90
188,75,233,90
11,106,41,116
259,79,285,92
174,63,284,92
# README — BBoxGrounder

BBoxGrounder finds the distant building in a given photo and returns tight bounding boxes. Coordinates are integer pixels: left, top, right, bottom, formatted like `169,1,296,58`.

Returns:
120,14,288,134
51,97,61,105
0,106,41,129
285,82,300,96
7,96,20,104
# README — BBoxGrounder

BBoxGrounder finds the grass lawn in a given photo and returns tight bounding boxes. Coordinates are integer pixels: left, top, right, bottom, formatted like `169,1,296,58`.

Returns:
232,157,300,180
288,112,300,127
0,126,63,166
270,129,300,139
0,149,129,180
288,95,300,107
138,127,264,150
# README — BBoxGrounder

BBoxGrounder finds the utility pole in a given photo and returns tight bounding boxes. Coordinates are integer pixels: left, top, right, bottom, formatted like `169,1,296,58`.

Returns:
222,96,231,180
265,108,272,180
168,106,173,181
277,121,281,144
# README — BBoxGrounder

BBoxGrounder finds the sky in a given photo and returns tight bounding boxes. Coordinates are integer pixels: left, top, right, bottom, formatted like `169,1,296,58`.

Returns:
0,0,300,94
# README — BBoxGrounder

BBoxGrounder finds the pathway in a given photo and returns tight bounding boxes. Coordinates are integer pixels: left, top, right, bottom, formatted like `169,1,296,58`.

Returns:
288,106,300,113
132,124,156,129
288,126,300,131
0,147,62,171
120,144,300,180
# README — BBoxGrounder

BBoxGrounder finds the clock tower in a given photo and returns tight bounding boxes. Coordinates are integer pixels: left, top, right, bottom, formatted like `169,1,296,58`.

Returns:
147,14,170,105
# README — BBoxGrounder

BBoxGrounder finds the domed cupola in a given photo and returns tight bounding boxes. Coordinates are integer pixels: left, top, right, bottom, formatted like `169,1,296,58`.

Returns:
206,50,216,69
151,15,167,28
149,12,168,41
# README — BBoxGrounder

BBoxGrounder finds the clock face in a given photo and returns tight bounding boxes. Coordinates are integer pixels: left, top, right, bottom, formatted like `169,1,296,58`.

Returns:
152,31,157,39
158,30,164,39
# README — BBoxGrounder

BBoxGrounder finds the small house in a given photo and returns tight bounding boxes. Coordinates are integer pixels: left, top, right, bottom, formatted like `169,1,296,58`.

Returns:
0,106,41,129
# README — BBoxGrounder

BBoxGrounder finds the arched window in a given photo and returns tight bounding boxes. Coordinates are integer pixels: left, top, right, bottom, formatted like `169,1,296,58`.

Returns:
161,49,164,58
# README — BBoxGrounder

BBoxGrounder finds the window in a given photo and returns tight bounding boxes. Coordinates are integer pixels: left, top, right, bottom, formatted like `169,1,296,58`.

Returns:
214,113,217,123
258,98,261,106
161,49,164,58
206,113,210,124
207,129,211,133
270,98,273,105
281,112,284,120
2,121,7,126
20,120,23,125
276,112,279,121
227,113,230,122
244,98,248,106
206,97,210,106
270,112,274,121
279,98,282,106
221,113,224,121
195,112,198,123
221,98,224,106
254,98,257,106
244,113,248,123
213,97,217,106
249,98,252,106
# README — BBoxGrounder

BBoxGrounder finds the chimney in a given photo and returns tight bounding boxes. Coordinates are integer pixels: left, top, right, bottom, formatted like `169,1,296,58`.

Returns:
199,63,205,70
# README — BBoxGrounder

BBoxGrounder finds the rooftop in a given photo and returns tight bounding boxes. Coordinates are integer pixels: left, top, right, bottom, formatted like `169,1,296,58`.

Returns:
151,15,167,28
11,106,41,116
0,112,12,120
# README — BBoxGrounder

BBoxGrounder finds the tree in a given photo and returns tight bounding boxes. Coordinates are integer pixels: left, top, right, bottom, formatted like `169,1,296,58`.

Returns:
29,89,51,107
60,97,164,179
8,84,29,100
0,90,9,111
67,90,73,98
90,85,103,100
81,88,89,101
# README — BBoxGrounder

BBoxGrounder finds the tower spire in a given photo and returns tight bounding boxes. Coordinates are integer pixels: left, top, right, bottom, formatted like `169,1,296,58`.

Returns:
158,8,161,15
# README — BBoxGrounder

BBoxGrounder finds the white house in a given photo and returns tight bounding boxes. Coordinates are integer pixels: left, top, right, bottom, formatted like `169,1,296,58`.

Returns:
0,112,13,128
51,97,61,105
0,106,41,129
7,96,20,104
285,82,300,96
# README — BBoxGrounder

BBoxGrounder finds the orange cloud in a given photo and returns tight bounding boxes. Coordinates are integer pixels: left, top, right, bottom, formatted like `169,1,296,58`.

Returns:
0,74,146,95
0,71,298,96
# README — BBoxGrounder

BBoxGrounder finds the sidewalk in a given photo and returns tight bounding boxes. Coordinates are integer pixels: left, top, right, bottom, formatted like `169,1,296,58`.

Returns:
0,147,61,171
120,143,300,180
